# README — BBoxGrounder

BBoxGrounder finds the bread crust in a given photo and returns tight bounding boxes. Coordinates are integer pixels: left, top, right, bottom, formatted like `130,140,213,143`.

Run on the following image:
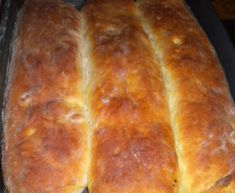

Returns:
3,0,88,192
137,0,235,193
83,1,178,193
3,0,235,192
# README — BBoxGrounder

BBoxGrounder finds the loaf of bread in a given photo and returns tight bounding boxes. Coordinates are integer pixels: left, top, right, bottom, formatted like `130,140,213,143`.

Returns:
83,0,178,193
3,0,235,193
137,0,235,193
3,0,89,192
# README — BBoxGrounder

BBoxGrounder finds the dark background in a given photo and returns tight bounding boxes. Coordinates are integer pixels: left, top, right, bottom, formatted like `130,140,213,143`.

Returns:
212,0,235,46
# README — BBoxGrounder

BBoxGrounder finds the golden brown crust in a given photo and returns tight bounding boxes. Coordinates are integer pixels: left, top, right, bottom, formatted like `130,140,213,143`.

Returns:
83,0,178,193
3,0,88,192
4,0,235,192
137,0,235,193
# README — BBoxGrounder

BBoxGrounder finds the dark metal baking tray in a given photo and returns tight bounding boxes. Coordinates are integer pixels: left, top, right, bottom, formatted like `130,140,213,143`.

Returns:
0,0,234,192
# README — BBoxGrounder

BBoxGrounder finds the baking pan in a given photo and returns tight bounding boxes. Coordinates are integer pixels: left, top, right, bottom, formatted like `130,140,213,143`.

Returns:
0,0,18,191
0,0,234,192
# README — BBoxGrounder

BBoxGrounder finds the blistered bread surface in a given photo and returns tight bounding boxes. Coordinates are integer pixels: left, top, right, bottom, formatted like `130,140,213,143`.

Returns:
83,0,178,193
137,0,235,193
3,0,89,192
3,0,235,193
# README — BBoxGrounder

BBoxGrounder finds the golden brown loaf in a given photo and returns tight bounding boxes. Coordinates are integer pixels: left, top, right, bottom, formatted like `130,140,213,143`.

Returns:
3,0,235,193
137,0,235,193
83,0,178,193
3,0,89,192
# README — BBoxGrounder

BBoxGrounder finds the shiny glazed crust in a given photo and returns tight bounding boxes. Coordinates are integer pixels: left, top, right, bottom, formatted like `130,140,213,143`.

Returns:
137,0,235,193
3,0,89,192
83,0,178,193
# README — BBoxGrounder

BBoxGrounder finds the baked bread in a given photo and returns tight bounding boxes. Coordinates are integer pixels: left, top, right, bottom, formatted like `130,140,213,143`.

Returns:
83,1,178,193
137,0,235,193
3,0,89,192
3,0,235,193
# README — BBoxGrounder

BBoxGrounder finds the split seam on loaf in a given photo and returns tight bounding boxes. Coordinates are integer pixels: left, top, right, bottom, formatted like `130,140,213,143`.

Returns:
134,2,183,193
80,11,93,192
136,0,235,193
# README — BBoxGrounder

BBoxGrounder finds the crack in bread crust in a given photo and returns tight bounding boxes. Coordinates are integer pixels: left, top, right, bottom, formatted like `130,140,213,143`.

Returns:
83,0,178,193
137,0,235,193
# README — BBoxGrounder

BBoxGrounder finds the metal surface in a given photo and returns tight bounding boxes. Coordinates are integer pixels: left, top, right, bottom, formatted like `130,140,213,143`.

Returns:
0,0,234,192
0,0,18,190
65,0,84,10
